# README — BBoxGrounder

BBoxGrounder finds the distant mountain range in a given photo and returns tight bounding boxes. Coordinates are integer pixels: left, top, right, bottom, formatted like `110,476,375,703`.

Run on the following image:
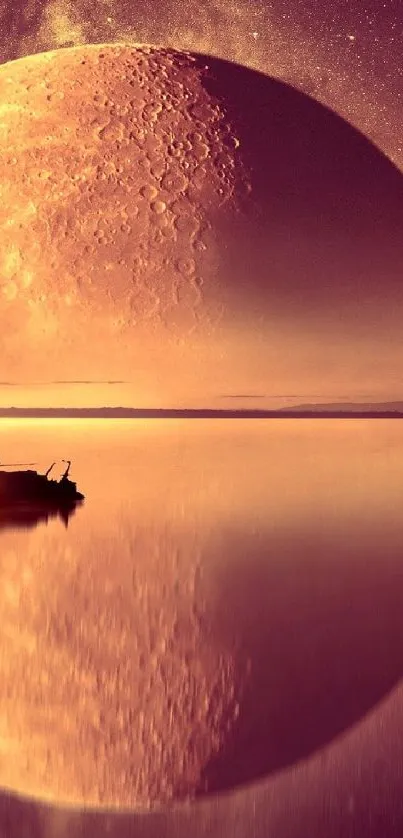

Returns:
1,403,403,418
286,401,403,413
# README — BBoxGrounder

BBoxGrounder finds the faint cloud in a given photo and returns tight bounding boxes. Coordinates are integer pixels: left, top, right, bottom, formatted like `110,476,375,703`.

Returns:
220,394,267,399
0,380,128,385
52,380,127,385
219,393,310,399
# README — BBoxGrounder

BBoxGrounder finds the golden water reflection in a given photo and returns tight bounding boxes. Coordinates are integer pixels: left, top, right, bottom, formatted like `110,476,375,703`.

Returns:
1,419,403,808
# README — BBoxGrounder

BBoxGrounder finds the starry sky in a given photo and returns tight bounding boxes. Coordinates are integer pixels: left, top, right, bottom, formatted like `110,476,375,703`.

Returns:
0,0,402,172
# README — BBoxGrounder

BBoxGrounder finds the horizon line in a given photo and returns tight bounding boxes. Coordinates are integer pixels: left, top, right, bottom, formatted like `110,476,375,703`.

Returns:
2,405,403,419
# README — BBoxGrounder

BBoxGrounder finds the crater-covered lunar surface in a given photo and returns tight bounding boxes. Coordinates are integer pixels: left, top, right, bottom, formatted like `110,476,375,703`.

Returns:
0,43,403,400
0,44,251,396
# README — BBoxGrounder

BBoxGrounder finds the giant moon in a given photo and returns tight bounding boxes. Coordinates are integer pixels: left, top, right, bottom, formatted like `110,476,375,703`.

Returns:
0,44,403,403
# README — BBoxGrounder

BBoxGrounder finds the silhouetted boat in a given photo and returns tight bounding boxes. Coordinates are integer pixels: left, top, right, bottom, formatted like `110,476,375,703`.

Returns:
0,460,84,508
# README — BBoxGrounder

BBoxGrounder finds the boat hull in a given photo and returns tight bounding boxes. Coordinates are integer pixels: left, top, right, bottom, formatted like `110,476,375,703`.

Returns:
0,469,85,505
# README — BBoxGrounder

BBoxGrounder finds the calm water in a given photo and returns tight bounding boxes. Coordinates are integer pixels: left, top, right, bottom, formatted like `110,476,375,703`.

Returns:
2,418,403,809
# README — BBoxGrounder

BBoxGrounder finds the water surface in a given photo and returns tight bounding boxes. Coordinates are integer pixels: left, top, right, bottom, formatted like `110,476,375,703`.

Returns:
1,419,403,808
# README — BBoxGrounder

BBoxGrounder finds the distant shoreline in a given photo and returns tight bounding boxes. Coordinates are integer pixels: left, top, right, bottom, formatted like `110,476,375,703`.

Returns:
1,408,403,419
